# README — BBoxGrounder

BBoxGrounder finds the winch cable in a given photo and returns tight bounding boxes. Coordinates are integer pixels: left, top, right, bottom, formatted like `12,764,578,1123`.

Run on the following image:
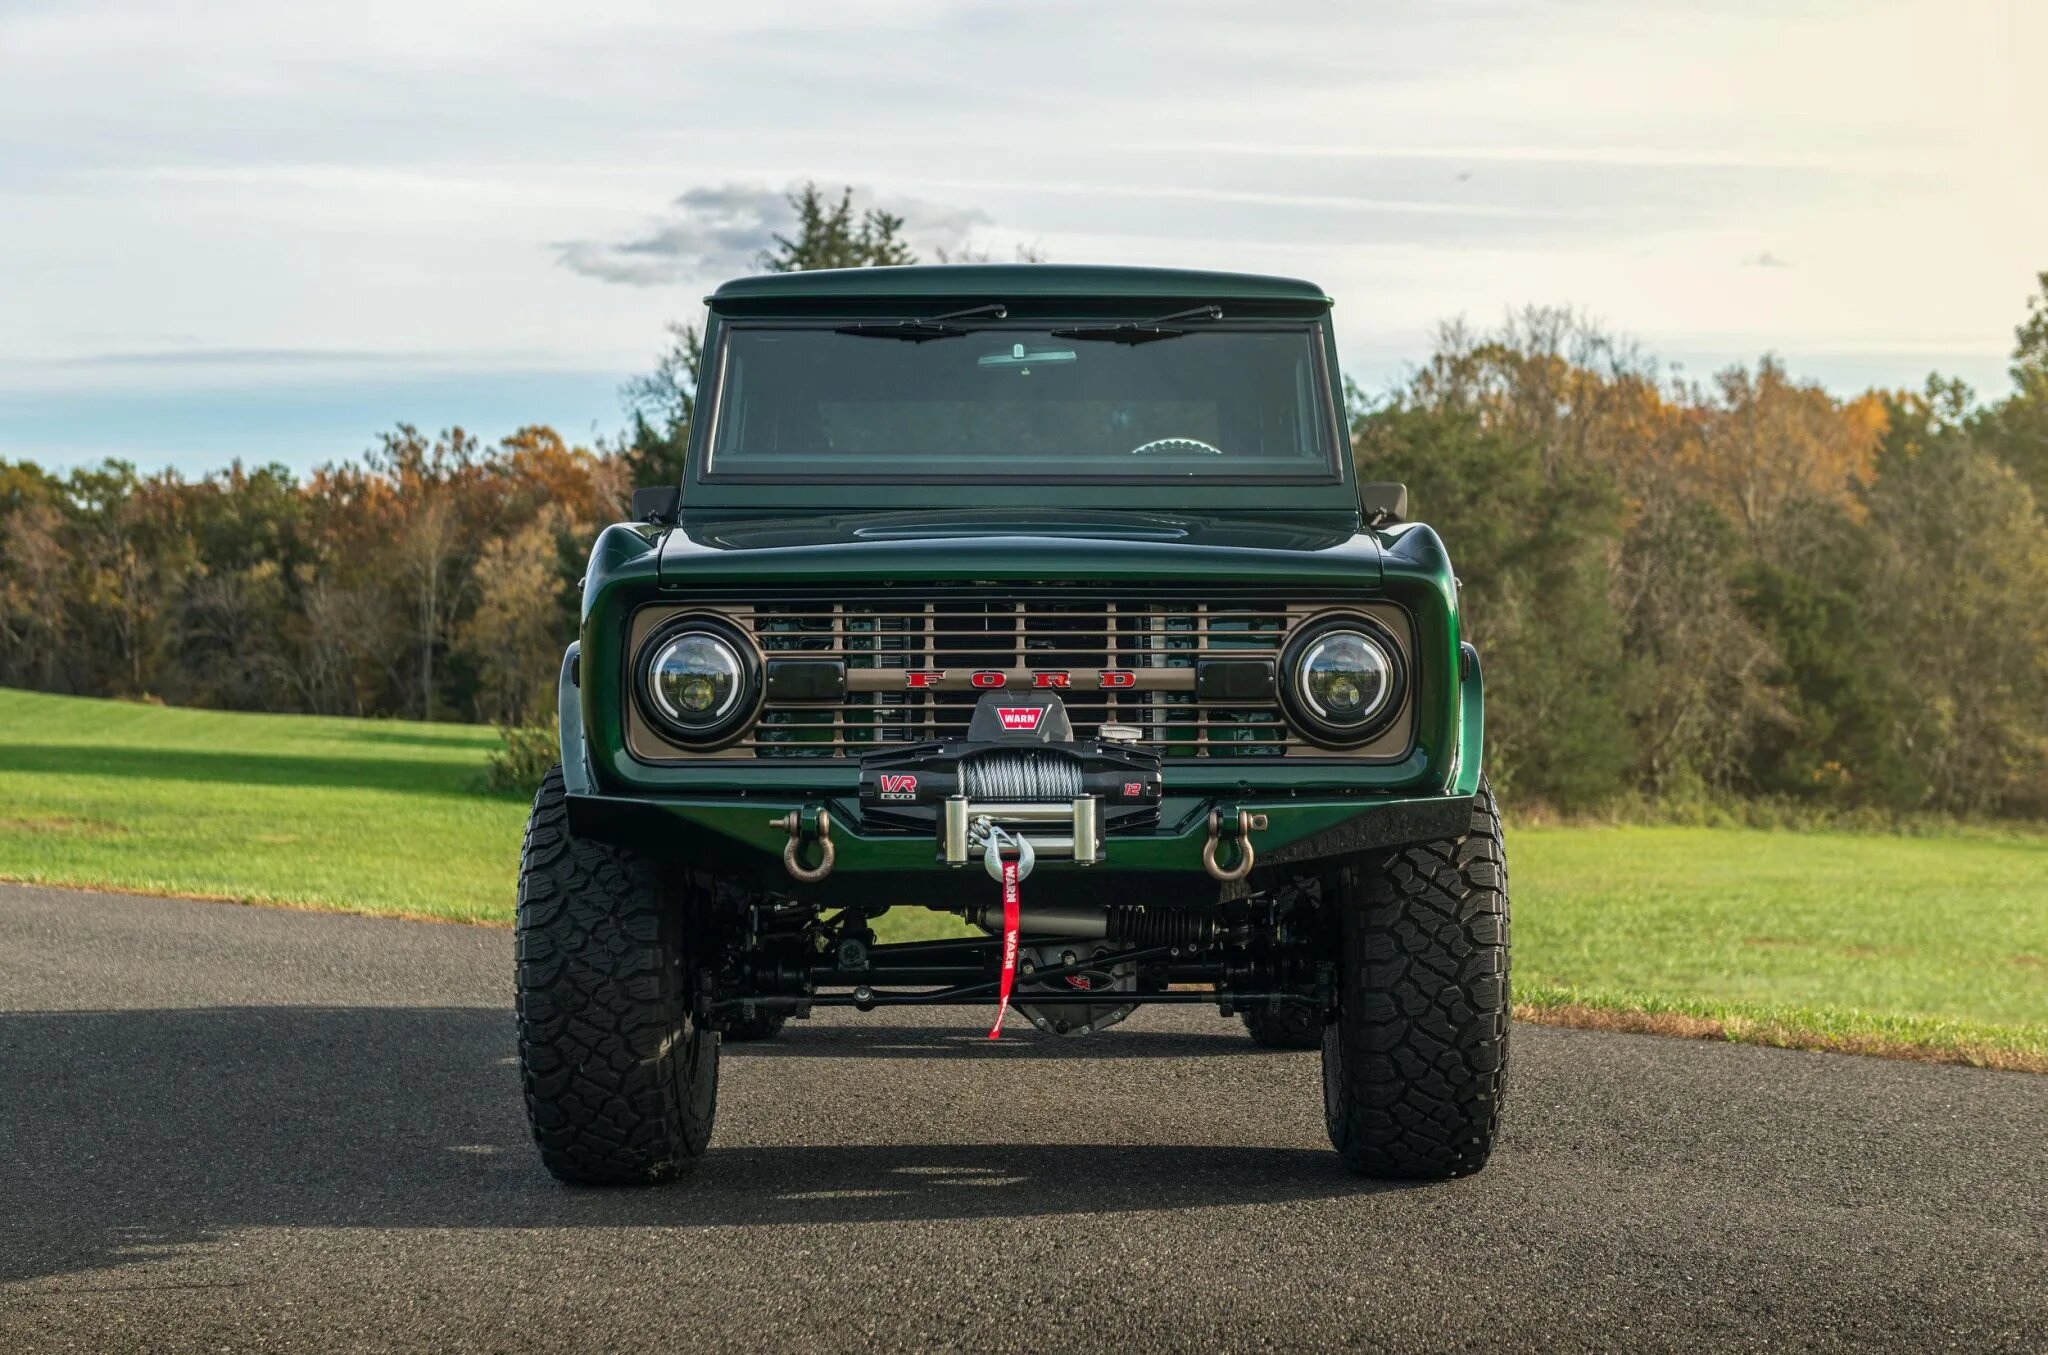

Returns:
961,751,1084,802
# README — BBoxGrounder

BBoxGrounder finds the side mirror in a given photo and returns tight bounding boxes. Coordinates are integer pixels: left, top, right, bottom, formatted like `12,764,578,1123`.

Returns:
631,485,681,525
1359,481,1408,527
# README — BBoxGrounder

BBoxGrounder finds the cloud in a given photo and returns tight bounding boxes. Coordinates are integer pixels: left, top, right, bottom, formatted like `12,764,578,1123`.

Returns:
47,347,428,369
554,184,793,285
0,346,596,398
555,183,991,286
1743,250,1793,268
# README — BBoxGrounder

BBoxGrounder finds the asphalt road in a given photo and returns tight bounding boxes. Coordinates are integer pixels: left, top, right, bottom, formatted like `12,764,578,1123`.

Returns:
2,883,2043,1353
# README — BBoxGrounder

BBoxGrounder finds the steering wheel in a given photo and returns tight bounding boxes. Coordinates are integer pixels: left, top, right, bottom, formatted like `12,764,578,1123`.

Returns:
1128,437,1223,456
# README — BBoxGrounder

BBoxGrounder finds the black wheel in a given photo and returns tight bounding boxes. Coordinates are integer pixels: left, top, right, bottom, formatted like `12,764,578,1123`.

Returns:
719,1010,789,1042
1321,777,1509,1179
1240,1003,1324,1049
515,764,719,1185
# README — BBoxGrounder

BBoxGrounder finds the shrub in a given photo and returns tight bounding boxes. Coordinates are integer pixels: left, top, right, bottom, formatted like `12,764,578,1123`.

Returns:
485,716,559,796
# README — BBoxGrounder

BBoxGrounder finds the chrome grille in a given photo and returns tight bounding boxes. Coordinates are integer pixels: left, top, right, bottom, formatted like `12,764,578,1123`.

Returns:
740,595,1299,759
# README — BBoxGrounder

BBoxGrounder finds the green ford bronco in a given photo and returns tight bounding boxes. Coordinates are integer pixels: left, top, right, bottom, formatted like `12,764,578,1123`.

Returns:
517,264,1507,1185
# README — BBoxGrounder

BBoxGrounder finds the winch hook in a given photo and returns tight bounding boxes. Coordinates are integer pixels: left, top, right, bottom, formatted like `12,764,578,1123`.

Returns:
974,818,1035,883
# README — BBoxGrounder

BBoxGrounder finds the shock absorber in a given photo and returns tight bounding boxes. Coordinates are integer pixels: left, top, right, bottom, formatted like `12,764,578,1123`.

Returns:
1103,905,1218,949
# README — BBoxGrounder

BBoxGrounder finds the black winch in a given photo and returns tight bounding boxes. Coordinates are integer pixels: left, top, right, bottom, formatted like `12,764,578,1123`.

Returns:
856,691,1164,855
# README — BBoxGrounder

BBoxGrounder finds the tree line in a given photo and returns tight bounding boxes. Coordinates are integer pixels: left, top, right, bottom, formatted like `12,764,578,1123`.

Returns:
0,425,625,727
0,185,920,729
1353,294,2048,817
2,184,2043,816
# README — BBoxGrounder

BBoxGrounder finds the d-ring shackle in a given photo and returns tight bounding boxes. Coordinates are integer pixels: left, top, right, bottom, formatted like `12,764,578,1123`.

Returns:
1202,808,1268,883
770,809,835,883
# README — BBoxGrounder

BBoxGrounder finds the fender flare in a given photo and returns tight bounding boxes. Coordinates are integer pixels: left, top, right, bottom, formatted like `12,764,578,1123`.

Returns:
1449,641,1485,797
557,642,598,796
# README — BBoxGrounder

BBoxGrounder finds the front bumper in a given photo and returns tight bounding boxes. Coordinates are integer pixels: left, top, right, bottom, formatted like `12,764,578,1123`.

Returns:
567,787,1473,887
555,638,1487,898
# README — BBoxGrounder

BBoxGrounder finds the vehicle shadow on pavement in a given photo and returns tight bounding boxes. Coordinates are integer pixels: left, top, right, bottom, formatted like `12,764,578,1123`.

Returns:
1,1005,1400,1285
728,1021,1276,1059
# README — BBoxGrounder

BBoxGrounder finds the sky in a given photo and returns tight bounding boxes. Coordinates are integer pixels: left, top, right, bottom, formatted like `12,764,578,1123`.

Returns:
1,0,2042,475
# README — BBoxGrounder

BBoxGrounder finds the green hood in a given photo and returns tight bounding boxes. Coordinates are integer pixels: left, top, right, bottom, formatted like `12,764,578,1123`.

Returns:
655,508,1382,590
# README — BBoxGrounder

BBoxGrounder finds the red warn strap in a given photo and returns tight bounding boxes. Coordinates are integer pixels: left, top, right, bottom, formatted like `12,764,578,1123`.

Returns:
988,858,1021,1039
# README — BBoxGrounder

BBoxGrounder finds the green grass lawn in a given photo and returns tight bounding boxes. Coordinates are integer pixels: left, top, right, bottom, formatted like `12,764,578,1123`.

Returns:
0,688,525,923
1511,826,2047,1068
2,688,2042,1066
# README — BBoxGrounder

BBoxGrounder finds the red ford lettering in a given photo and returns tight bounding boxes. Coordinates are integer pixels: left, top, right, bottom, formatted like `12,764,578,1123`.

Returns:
904,670,946,689
1099,670,1137,689
970,670,1007,689
1032,670,1071,688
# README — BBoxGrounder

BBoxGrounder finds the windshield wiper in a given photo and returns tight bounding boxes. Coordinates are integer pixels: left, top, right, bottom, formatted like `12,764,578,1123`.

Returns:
1051,304,1223,345
835,303,1008,342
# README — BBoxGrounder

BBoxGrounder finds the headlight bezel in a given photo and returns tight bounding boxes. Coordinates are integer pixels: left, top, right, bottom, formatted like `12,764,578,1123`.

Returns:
632,613,762,748
1280,613,1408,748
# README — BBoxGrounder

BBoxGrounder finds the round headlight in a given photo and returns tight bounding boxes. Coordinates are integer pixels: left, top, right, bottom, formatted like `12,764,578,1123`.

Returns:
1282,617,1405,746
635,618,759,744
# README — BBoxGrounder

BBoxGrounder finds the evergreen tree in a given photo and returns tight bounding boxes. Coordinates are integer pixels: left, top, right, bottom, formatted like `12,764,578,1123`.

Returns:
622,182,920,488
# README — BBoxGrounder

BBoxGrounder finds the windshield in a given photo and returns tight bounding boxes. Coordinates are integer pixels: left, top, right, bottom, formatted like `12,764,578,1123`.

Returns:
703,325,1338,482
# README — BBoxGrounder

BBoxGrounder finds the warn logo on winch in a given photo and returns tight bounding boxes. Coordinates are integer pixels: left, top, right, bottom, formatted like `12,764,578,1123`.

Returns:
876,774,919,801
996,707,1045,732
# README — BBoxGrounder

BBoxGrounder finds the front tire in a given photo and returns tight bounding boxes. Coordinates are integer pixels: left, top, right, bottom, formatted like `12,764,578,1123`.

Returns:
515,765,719,1185
1321,778,1509,1179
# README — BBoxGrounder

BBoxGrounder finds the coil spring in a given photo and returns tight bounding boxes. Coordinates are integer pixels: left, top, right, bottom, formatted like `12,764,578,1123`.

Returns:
1104,905,1217,949
960,750,1084,802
